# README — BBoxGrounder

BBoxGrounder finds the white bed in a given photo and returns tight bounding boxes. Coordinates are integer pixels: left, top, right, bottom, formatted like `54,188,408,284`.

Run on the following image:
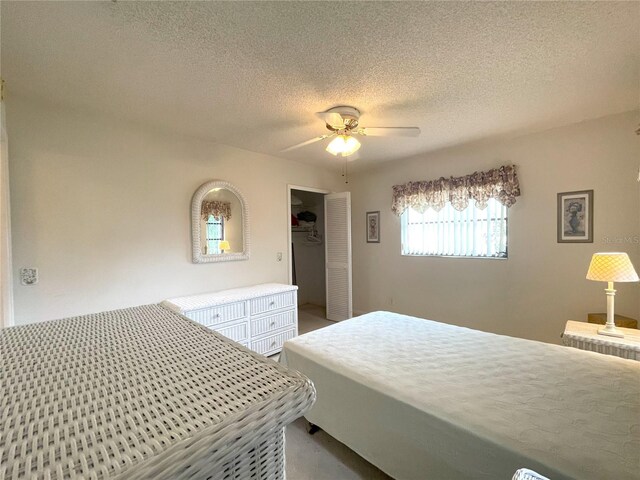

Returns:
280,311,640,480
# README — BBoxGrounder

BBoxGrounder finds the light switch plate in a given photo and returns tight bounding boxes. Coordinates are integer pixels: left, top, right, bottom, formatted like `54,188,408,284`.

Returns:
20,267,38,286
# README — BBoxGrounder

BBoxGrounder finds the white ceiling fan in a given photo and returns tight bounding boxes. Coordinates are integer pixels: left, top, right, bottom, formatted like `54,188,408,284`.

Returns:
282,106,421,159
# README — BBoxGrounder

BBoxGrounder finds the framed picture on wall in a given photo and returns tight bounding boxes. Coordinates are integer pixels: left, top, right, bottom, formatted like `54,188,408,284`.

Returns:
557,190,593,243
366,211,380,243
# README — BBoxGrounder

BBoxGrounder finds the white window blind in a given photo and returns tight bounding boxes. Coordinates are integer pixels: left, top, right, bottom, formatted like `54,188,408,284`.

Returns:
206,215,224,254
401,198,507,258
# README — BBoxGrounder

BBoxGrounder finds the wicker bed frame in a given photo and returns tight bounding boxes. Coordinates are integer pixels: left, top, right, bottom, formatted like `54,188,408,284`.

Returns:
0,304,315,479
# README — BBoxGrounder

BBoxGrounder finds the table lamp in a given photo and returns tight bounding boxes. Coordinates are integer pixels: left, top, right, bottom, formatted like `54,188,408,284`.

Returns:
586,252,639,338
219,240,230,253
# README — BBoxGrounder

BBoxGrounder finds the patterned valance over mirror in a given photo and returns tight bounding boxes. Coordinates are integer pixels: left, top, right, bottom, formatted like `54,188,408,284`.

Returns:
192,180,249,263
201,201,232,221
392,164,520,215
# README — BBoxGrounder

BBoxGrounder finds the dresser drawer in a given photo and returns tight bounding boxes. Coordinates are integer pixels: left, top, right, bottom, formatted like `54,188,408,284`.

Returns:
214,321,249,343
251,292,295,316
251,310,296,337
251,328,296,356
186,302,247,327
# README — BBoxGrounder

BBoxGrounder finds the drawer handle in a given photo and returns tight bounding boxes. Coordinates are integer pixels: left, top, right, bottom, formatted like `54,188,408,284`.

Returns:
269,301,276,306
213,313,220,319
270,321,276,327
271,341,277,347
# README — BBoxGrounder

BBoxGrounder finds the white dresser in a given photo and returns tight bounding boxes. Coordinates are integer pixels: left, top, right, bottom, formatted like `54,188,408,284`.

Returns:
162,283,298,356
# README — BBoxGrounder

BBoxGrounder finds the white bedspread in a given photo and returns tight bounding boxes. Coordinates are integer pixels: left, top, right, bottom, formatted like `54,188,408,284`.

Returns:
281,311,640,480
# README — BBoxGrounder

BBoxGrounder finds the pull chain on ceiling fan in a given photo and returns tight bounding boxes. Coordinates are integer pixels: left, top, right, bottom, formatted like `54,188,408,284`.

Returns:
282,106,421,160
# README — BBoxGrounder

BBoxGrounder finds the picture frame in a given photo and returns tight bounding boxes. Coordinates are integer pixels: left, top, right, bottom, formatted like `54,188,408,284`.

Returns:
366,211,380,243
557,190,593,243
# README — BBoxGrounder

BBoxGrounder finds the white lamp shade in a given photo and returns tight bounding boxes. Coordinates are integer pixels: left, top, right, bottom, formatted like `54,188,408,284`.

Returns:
586,252,639,282
326,135,361,157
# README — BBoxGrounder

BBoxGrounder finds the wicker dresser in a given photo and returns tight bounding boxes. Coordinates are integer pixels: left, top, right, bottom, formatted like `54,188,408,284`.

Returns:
163,283,298,356
0,304,315,479
562,320,640,361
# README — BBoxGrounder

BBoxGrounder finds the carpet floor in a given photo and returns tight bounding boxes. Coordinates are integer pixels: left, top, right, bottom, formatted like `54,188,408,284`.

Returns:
285,417,392,480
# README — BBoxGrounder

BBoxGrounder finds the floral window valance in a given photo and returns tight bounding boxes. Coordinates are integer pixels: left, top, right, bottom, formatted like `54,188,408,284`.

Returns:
201,200,232,221
392,164,520,215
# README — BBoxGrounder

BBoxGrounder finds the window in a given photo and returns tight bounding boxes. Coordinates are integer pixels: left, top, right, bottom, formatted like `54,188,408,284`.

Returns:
401,198,507,258
206,215,224,254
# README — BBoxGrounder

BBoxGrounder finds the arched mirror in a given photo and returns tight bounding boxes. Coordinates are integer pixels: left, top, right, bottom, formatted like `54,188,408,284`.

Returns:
192,180,250,263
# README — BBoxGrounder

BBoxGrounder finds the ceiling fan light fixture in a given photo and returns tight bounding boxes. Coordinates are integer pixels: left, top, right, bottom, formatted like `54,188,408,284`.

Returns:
326,134,361,157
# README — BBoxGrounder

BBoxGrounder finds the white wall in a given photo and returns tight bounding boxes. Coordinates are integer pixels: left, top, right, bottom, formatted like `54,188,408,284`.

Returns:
350,111,640,344
9,96,640,340
8,96,342,324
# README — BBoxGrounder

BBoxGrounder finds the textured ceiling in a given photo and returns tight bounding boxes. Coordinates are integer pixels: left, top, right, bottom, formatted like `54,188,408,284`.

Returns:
1,1,638,171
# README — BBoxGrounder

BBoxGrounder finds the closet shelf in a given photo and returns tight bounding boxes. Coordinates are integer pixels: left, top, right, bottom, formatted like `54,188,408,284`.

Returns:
291,226,314,232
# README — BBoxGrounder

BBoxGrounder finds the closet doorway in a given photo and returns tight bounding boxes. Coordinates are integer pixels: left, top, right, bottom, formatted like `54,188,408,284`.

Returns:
287,185,352,322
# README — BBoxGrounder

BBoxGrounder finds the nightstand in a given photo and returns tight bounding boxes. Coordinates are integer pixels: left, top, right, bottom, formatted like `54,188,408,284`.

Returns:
562,320,640,361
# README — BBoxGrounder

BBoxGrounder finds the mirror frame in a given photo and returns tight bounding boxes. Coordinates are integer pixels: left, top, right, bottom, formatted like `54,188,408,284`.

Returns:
191,180,250,263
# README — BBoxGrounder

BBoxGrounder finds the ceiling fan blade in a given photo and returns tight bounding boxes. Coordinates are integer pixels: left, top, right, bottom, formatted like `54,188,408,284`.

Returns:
281,134,334,152
358,127,421,137
316,112,344,129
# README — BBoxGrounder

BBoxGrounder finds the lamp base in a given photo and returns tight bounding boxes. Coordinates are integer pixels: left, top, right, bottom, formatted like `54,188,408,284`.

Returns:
597,327,624,338
597,284,625,338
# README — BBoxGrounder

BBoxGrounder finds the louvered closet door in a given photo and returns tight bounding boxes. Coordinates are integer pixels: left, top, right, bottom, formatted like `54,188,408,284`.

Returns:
325,192,352,321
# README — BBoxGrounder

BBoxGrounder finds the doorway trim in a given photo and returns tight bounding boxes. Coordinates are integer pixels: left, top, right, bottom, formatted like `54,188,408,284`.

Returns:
286,184,332,285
